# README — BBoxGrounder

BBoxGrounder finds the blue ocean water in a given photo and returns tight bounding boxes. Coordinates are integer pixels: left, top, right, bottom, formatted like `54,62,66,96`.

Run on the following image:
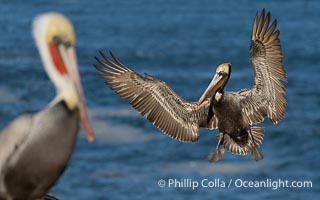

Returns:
0,0,319,199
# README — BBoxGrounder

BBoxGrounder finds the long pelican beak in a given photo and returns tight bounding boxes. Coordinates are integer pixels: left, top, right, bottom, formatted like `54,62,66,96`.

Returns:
67,48,94,142
196,73,227,106
58,44,94,142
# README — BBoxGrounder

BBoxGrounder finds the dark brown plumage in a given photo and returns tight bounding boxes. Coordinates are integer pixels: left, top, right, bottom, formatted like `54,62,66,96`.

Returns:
94,9,286,162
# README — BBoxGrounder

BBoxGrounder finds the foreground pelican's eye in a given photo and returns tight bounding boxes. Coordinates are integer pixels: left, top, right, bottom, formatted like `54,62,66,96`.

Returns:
218,71,226,76
53,36,63,45
53,36,72,48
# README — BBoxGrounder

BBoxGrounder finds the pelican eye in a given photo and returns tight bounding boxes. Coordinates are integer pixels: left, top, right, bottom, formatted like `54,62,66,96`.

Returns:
53,36,72,48
218,71,227,76
53,36,63,45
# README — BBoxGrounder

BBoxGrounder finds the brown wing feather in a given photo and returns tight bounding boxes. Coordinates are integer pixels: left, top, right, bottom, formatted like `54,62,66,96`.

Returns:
240,9,287,125
94,51,218,142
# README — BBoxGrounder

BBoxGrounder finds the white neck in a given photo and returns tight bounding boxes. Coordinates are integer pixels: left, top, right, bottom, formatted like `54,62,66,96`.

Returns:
32,13,77,109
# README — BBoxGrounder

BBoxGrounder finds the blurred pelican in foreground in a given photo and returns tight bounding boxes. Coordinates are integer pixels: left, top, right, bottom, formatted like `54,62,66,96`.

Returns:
0,13,94,200
94,9,286,162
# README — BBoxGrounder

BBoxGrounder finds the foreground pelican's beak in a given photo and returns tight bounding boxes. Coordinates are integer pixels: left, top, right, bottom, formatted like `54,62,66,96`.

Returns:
196,73,227,106
60,46,94,142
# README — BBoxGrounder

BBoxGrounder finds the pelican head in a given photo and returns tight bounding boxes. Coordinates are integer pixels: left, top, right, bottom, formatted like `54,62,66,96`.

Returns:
32,13,94,142
197,63,231,106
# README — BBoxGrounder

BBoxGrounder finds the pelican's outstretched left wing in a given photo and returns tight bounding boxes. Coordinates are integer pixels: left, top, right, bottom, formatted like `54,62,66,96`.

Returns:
94,51,218,142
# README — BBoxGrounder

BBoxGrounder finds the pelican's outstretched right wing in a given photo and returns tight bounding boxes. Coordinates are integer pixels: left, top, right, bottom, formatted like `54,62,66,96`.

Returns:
240,9,287,125
94,51,218,142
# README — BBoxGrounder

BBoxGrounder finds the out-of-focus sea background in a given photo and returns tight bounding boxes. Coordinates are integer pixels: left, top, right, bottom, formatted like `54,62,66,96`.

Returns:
0,0,319,199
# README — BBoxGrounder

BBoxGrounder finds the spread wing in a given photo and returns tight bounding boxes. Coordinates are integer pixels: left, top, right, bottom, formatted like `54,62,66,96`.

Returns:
94,51,218,142
240,9,287,125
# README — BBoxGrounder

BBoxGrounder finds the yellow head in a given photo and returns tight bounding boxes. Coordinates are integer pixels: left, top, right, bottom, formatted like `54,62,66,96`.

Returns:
45,14,75,46
197,63,231,106
216,63,231,75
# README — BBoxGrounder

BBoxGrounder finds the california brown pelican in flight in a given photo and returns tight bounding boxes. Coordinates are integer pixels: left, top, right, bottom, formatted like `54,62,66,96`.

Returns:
0,13,94,200
94,9,286,162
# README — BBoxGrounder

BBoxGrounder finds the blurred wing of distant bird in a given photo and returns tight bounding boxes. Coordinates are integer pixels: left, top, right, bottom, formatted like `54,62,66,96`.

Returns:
240,9,287,125
94,51,218,142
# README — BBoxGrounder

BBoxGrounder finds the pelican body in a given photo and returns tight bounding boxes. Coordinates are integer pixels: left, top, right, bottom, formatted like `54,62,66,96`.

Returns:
94,9,286,162
0,13,93,200
200,76,265,161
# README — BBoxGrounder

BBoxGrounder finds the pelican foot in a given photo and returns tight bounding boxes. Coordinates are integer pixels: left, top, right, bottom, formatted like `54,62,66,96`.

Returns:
207,148,225,162
251,146,264,161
